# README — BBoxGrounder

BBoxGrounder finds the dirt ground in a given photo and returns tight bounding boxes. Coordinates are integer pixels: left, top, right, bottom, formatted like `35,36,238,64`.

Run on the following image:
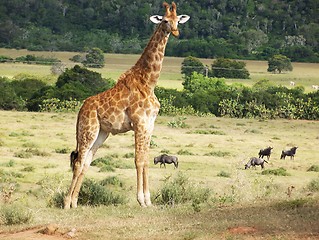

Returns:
1,224,319,240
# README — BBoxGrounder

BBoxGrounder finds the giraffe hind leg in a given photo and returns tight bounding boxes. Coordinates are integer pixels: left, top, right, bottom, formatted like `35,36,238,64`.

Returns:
64,129,109,209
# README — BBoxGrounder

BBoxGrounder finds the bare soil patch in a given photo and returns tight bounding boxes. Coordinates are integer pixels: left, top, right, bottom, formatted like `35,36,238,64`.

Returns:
0,225,76,240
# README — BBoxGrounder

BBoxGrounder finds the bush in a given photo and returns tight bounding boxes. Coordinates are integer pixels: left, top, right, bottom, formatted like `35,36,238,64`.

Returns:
307,165,319,172
0,203,33,225
211,58,250,79
39,98,82,113
154,172,211,207
0,55,13,63
275,198,314,210
100,176,124,188
204,151,231,157
83,47,105,68
307,179,319,192
15,54,60,65
261,167,290,176
217,171,231,178
181,56,206,78
78,179,126,206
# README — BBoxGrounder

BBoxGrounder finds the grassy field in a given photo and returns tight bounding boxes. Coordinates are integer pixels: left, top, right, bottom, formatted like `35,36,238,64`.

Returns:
0,110,319,239
1,48,319,92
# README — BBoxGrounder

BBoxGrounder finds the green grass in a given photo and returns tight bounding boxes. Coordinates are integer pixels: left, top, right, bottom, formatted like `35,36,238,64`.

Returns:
0,106,319,238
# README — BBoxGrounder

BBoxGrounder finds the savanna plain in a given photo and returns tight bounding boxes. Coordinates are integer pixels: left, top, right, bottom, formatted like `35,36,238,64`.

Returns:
0,49,319,240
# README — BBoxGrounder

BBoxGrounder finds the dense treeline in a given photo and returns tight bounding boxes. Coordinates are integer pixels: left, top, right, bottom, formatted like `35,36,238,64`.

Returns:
1,66,319,120
0,0,318,62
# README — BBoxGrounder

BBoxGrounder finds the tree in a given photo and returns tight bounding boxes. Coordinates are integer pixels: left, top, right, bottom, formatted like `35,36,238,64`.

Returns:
181,56,207,78
211,58,250,79
83,48,105,68
55,65,115,100
267,54,293,73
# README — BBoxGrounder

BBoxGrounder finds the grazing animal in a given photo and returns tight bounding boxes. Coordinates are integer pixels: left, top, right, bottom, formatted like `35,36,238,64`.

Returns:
290,81,295,86
280,146,298,160
64,2,190,209
258,146,273,160
312,85,319,90
154,154,178,168
245,157,268,169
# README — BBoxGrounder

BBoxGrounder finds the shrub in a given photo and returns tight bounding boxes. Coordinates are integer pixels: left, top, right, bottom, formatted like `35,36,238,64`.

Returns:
14,151,32,158
91,156,116,172
123,152,134,158
0,203,33,225
0,55,13,63
55,147,70,154
188,130,225,135
204,151,231,157
217,171,231,178
78,179,126,206
167,117,189,128
39,98,82,113
21,166,35,172
211,58,250,79
307,165,319,172
261,167,290,176
154,172,211,207
181,56,206,78
5,160,15,167
100,176,124,187
83,47,105,68
15,54,60,65
275,198,314,210
307,179,319,192
177,149,194,155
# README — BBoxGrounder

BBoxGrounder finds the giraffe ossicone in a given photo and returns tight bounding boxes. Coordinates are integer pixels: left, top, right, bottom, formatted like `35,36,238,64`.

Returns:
64,2,190,209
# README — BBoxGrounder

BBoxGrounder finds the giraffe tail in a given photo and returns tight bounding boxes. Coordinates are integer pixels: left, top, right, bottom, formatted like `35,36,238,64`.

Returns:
70,151,78,172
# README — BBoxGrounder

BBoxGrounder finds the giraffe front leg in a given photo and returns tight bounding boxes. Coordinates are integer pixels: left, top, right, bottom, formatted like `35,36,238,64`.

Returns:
136,163,147,207
143,162,152,207
134,126,153,207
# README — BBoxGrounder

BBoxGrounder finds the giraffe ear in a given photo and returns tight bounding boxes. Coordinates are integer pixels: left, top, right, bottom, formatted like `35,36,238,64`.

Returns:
150,15,163,24
178,15,190,24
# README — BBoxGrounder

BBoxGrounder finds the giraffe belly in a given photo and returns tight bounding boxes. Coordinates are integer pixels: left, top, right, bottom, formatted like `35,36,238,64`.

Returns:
100,113,133,135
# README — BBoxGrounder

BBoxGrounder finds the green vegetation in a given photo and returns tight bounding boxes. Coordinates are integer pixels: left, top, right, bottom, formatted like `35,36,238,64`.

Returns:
0,203,33,225
15,54,60,65
307,165,319,172
267,54,293,73
0,1,318,62
211,58,250,79
261,168,290,176
154,172,211,208
0,111,318,238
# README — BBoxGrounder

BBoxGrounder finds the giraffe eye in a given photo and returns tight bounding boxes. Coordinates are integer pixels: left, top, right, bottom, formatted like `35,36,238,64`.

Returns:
163,20,168,23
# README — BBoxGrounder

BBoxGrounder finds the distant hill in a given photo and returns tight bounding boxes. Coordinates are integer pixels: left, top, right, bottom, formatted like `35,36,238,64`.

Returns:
0,0,318,62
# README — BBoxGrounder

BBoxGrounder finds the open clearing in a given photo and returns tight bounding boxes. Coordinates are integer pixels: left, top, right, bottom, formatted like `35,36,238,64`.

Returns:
1,48,319,92
0,110,318,239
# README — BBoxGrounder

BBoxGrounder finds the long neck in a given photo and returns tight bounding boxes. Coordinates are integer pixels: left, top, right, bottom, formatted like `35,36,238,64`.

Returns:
133,23,169,88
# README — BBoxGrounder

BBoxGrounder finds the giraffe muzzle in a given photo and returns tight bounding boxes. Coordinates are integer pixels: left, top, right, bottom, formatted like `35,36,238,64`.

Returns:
171,29,179,37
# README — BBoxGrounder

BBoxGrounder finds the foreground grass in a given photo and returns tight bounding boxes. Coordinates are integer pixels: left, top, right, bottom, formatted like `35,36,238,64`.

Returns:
0,110,319,239
1,48,319,92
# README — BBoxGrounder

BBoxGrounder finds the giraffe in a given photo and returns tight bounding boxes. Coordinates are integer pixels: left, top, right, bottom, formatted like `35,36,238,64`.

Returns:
64,2,190,209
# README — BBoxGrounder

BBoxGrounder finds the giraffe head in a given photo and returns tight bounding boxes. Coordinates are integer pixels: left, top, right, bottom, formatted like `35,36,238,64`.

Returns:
150,2,190,37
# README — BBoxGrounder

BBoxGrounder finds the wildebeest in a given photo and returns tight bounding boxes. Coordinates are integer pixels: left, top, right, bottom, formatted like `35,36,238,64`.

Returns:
245,157,268,169
280,146,298,160
258,146,273,160
154,154,178,168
